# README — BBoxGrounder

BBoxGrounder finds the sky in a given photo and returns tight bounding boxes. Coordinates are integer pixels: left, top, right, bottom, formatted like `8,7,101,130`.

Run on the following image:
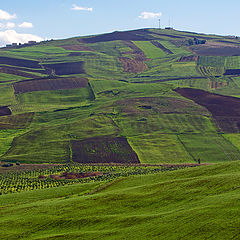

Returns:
0,0,239,46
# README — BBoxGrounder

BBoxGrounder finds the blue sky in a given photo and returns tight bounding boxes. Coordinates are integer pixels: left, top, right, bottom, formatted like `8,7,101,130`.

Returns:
0,0,239,45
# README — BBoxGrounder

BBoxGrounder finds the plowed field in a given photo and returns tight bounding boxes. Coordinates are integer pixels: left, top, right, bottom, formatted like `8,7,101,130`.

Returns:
71,136,140,164
43,61,85,75
0,106,11,116
119,57,147,73
0,57,40,68
13,77,88,94
175,88,240,132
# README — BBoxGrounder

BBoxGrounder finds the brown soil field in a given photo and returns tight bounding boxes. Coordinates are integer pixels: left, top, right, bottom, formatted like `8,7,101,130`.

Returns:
0,67,40,79
0,112,34,129
61,44,94,51
0,106,11,116
43,61,85,75
42,171,103,180
224,69,240,75
13,77,88,94
189,42,240,56
174,88,240,132
151,41,173,54
71,136,140,164
119,57,147,73
178,55,198,62
0,57,40,68
81,29,150,43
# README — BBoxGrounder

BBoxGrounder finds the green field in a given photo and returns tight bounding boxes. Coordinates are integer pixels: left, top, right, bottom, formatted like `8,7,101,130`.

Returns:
1,162,240,239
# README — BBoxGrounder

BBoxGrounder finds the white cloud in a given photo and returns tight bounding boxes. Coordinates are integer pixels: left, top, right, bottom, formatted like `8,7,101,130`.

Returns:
0,30,43,47
71,4,93,11
138,12,162,19
18,22,33,28
6,22,15,29
0,9,16,20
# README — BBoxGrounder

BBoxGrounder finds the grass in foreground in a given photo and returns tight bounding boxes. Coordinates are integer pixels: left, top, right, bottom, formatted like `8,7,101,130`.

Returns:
0,161,240,239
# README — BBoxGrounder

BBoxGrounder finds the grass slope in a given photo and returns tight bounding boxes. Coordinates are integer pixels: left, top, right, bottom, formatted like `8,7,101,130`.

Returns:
1,162,240,239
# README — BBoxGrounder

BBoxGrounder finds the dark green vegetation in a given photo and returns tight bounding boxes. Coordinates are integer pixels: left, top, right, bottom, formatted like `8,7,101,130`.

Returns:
1,28,240,239
1,162,240,239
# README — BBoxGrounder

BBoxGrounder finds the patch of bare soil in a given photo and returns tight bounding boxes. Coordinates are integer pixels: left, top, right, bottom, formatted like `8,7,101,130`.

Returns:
0,112,34,129
151,41,173,54
0,57,40,68
80,29,150,43
71,136,140,164
43,61,85,75
0,106,11,116
119,57,147,73
174,87,240,132
178,55,198,62
189,41,240,56
13,77,88,94
0,67,40,79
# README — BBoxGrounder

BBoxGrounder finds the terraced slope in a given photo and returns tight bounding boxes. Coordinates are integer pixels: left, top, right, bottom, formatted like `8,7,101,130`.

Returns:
0,28,240,164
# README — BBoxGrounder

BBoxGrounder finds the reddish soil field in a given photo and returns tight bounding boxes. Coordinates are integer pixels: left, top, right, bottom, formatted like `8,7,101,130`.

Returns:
0,112,34,129
71,136,140,164
81,29,150,43
178,55,198,62
43,61,85,75
41,171,103,180
119,57,147,73
151,41,173,54
0,57,40,68
61,44,94,51
14,77,88,94
174,88,240,132
0,106,11,116
0,67,40,79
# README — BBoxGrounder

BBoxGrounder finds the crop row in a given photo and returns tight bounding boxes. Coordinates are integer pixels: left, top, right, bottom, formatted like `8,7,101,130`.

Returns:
0,164,167,194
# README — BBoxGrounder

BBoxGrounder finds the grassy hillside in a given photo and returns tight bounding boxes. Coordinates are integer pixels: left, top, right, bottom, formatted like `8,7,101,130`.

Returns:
0,28,240,164
1,162,240,239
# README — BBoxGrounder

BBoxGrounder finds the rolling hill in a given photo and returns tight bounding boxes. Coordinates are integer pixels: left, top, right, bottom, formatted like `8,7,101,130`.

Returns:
1,28,240,239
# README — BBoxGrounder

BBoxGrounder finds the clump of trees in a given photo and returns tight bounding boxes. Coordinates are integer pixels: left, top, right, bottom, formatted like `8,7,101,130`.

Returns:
188,38,206,46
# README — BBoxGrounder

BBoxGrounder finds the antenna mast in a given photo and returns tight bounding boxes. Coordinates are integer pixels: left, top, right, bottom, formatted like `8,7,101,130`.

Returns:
158,19,161,29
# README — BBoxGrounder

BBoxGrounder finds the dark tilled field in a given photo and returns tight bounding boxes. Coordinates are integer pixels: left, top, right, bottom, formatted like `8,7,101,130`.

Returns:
190,45,240,56
0,67,40,79
43,61,85,75
81,30,151,43
13,77,89,94
0,106,11,116
175,88,240,132
0,112,34,129
224,69,240,75
71,136,140,164
0,57,40,68
151,41,173,54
